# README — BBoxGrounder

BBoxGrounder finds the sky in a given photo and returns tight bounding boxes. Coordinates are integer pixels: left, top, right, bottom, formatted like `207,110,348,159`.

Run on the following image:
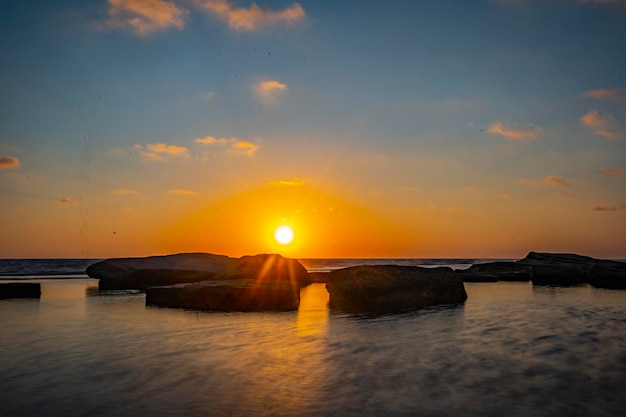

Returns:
1,0,625,259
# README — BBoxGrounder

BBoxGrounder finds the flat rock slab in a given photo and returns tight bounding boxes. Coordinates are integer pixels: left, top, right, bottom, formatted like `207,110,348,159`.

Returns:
0,283,41,299
459,261,531,282
146,279,300,311
325,265,467,313
87,253,235,291
516,252,626,288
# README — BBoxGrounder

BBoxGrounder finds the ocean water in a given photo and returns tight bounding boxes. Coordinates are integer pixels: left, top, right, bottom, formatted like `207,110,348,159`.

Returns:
1,260,625,417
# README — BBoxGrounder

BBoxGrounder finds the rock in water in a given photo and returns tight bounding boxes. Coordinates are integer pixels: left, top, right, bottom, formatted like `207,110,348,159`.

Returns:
325,265,467,313
86,253,234,291
146,279,299,311
0,283,41,299
459,261,530,282
145,254,306,311
516,252,626,288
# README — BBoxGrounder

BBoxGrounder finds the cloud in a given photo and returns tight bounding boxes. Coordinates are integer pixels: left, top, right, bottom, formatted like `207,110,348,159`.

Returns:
254,80,288,103
134,143,189,160
194,135,259,155
167,189,198,195
200,91,217,101
583,88,625,100
0,156,19,169
556,192,573,199
55,198,79,206
594,130,625,140
194,0,305,31
114,188,138,195
544,175,571,186
581,110,614,129
487,122,543,141
599,168,626,175
500,193,512,200
269,177,308,187
106,0,188,36
581,110,625,139
519,178,539,186
591,204,618,212
445,206,464,212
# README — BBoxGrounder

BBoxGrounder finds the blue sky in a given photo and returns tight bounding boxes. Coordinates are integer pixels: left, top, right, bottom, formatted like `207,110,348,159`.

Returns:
1,0,625,258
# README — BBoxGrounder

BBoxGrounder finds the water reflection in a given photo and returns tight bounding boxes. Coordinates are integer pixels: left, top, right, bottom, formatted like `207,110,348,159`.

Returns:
297,284,329,336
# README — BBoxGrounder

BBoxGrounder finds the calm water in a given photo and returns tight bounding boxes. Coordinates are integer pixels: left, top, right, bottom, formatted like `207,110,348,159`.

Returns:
1,276,625,417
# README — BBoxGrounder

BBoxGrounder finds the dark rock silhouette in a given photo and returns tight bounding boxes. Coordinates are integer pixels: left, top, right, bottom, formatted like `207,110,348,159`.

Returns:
516,252,626,288
87,253,234,290
0,283,41,299
145,254,306,311
325,265,467,313
459,261,530,282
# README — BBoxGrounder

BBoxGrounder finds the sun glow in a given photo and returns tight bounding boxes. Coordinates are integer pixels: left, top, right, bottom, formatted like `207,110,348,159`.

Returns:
274,225,294,245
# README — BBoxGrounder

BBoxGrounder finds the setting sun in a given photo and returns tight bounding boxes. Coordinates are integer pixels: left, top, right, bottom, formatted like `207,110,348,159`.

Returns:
274,225,294,245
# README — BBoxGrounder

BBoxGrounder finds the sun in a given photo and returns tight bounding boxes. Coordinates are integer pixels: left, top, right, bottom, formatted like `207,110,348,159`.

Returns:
274,225,294,245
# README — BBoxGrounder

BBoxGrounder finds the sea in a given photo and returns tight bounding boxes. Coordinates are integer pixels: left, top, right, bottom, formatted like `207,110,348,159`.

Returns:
1,258,625,417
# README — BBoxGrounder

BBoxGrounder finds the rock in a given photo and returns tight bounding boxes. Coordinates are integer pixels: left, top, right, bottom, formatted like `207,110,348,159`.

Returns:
515,252,626,288
325,265,467,313
459,261,531,282
589,261,626,289
86,253,234,291
144,254,307,311
146,279,299,311
218,254,311,287
0,283,41,299
100,269,218,291
531,265,589,286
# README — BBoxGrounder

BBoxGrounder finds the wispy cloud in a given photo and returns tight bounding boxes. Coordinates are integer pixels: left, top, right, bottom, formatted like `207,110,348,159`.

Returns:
500,193,512,200
591,204,618,212
55,198,79,206
114,188,138,195
167,189,198,195
487,122,543,141
254,80,288,103
519,178,539,186
268,177,308,187
106,0,188,36
599,168,626,175
545,175,571,186
581,110,624,139
194,0,305,31
583,88,625,100
200,91,217,101
556,192,573,199
594,130,625,140
581,110,614,129
134,143,190,160
0,156,19,169
195,135,259,155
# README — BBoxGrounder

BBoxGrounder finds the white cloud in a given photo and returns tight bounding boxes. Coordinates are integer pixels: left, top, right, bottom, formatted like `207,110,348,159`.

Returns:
134,143,190,160
200,91,217,101
487,122,543,141
254,80,288,103
106,0,188,36
194,135,259,155
194,0,305,31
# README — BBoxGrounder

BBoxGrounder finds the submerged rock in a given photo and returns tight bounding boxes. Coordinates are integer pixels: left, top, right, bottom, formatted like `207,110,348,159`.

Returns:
145,254,307,311
325,265,467,313
86,253,234,291
0,283,41,299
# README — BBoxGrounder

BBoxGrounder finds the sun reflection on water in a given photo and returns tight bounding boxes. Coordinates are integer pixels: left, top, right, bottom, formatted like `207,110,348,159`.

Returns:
297,284,329,337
